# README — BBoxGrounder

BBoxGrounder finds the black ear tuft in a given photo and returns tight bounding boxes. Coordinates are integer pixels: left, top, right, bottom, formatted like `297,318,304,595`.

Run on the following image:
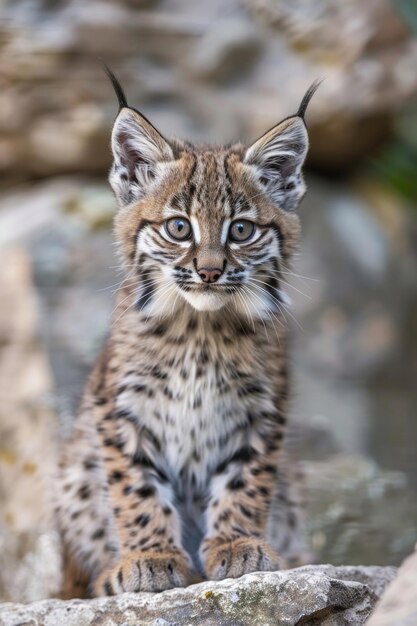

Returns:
103,64,128,110
296,79,323,121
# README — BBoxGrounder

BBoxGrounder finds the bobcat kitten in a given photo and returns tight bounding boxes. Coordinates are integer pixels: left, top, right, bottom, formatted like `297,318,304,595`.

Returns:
57,68,319,597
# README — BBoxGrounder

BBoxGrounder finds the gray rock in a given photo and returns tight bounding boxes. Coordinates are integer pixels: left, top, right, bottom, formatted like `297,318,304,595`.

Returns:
188,18,262,83
1,0,417,177
367,547,417,626
0,248,61,603
303,455,417,567
327,195,389,280
0,565,396,626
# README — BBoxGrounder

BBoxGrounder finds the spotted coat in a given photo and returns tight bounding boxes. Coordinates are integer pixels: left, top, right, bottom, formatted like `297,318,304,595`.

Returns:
56,73,319,597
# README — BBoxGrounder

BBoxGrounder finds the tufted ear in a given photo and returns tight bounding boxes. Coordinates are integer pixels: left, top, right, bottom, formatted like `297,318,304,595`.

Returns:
110,108,174,206
244,80,320,211
104,65,173,207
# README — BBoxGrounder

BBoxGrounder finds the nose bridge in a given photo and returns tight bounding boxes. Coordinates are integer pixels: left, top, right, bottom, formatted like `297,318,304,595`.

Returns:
197,245,224,270
196,219,224,269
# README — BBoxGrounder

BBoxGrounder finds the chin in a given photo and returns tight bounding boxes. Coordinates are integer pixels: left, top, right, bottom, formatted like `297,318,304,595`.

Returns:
181,289,228,312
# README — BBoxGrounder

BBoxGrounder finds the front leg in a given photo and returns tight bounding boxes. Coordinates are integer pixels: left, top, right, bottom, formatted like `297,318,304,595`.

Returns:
93,407,190,596
201,435,282,580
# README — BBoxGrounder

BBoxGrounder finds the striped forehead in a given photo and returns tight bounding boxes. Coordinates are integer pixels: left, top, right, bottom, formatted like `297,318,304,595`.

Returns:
188,151,232,218
166,151,257,221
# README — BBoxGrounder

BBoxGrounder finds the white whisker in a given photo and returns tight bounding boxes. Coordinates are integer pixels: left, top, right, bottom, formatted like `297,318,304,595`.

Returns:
240,285,271,341
145,282,178,324
250,281,304,331
244,283,286,331
251,274,312,300
235,288,256,333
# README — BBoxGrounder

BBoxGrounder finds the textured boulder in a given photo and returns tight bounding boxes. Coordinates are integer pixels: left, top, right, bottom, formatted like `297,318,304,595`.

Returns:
0,248,61,603
0,0,417,179
0,565,395,626
367,546,417,626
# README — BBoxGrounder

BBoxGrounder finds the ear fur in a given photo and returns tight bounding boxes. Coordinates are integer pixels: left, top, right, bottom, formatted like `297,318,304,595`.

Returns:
244,80,321,211
105,66,173,207
110,108,174,206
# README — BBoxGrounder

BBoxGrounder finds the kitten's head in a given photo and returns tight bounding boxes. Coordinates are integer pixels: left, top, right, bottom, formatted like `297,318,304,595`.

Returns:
107,68,319,318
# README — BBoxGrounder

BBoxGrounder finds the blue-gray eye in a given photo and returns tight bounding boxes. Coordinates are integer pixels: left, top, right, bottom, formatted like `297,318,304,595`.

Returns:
229,220,255,242
165,218,191,240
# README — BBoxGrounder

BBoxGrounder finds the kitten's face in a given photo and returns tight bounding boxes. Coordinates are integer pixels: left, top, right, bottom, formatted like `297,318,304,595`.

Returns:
109,83,318,318
115,144,300,317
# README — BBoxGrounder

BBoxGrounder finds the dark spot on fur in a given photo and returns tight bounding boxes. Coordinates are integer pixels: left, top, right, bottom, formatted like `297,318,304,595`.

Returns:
83,458,98,471
78,484,91,500
198,349,209,365
150,365,167,380
133,384,147,394
105,542,118,554
239,504,253,518
136,485,156,498
139,536,149,546
91,528,105,540
104,580,114,596
187,317,197,331
135,513,150,527
227,476,246,491
132,451,168,482
110,470,124,483
150,323,167,337
193,395,202,409
238,383,264,397
162,386,174,400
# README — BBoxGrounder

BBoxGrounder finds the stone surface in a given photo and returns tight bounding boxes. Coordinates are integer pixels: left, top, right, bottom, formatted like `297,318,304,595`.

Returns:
0,566,396,626
188,17,262,83
303,455,417,567
367,546,417,626
0,248,61,602
0,0,417,178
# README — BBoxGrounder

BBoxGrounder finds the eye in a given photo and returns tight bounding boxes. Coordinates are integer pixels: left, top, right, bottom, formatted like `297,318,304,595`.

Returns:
165,217,192,241
229,220,255,243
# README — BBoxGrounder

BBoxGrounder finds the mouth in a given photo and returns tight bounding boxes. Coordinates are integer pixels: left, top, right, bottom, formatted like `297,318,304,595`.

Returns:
176,281,241,292
176,281,236,311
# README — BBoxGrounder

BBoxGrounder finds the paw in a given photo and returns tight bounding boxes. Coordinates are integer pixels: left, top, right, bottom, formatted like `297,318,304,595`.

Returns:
201,536,280,581
93,548,190,595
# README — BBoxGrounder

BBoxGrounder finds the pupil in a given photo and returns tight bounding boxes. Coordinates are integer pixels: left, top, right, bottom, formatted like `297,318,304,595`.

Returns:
177,221,184,231
237,224,244,233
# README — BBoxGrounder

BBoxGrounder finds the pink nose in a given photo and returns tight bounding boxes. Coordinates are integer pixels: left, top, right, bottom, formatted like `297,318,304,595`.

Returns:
198,267,222,283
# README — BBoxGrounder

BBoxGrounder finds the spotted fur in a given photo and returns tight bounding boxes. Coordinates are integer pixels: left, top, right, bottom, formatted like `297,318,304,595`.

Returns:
56,71,319,597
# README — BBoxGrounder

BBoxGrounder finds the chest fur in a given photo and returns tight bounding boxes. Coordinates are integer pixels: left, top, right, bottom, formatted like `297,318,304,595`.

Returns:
111,313,280,491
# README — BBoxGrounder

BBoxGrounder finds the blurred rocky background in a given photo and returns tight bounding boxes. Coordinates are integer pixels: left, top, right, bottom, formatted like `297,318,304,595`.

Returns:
0,0,417,604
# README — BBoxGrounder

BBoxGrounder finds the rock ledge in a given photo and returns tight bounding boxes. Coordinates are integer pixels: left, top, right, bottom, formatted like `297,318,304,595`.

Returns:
0,565,396,626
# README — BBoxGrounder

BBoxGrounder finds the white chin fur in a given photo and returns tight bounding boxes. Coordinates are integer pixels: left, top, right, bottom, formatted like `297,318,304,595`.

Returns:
181,289,228,311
